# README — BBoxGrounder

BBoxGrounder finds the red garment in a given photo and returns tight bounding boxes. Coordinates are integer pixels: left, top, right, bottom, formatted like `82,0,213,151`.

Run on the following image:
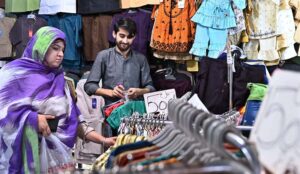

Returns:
104,101,125,117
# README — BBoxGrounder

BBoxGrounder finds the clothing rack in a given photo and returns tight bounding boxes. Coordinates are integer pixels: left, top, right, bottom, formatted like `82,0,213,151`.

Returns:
121,117,252,131
95,99,260,174
118,113,171,137
120,116,173,125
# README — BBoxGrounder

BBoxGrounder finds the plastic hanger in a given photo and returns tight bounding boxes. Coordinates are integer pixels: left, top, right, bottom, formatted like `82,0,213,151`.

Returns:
158,104,193,155
164,107,202,156
147,101,187,156
148,100,182,144
151,102,188,148
155,67,176,80
127,8,139,14
177,111,211,162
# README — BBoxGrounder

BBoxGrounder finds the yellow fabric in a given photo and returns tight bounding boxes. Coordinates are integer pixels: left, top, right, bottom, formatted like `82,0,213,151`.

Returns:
92,134,145,171
290,0,300,44
240,30,249,43
186,60,199,72
120,0,160,9
153,51,193,61
264,59,280,66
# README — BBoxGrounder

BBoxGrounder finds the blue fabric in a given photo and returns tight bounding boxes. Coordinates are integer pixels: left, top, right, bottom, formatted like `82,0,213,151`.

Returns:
43,14,82,69
191,0,246,29
106,141,154,169
190,24,227,58
242,100,261,126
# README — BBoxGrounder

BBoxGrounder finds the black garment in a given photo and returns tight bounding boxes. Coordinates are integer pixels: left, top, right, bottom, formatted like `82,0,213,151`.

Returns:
152,72,192,98
9,15,47,58
77,0,120,14
193,57,266,114
266,65,278,75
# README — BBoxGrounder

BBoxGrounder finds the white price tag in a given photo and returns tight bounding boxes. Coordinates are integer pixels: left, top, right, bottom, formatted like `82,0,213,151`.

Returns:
143,89,176,115
178,0,185,8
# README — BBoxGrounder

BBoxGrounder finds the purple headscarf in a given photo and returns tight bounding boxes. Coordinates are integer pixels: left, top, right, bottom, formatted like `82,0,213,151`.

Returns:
0,26,79,173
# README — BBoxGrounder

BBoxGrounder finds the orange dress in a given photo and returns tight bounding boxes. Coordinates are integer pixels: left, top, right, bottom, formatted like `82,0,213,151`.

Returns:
150,0,196,53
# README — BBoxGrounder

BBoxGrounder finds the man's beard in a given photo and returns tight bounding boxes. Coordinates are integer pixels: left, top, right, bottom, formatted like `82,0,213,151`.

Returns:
116,42,130,52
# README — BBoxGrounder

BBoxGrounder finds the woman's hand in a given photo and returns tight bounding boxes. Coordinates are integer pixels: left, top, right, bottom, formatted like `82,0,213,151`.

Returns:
38,114,55,137
103,137,117,146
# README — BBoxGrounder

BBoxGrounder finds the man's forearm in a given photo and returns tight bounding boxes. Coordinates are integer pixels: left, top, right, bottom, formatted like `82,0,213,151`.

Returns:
95,88,113,98
138,88,150,96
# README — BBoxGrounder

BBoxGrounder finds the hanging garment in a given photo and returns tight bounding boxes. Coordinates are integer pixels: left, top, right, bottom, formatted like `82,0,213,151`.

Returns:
152,72,192,98
190,0,246,58
193,57,266,114
77,0,120,14
150,0,196,53
105,141,154,169
228,1,246,45
104,101,125,118
38,0,76,15
0,0,4,8
153,50,193,60
241,83,268,126
106,101,146,130
82,14,112,61
246,0,280,39
120,0,160,9
228,1,246,36
9,15,47,58
0,16,15,58
291,0,300,50
243,37,280,61
108,10,153,56
192,0,246,30
44,14,82,69
5,0,39,12
92,134,145,171
276,0,297,60
190,25,228,58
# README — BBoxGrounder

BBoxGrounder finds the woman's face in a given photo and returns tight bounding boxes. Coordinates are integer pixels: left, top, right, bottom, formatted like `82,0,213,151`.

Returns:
43,39,65,69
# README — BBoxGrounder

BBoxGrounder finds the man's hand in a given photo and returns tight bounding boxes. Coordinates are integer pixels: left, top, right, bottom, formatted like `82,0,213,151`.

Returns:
127,88,141,99
38,114,55,137
111,85,125,98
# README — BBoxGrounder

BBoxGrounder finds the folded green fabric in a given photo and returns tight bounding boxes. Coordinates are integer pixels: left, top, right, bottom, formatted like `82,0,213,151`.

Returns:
247,83,268,101
106,101,146,130
5,0,39,13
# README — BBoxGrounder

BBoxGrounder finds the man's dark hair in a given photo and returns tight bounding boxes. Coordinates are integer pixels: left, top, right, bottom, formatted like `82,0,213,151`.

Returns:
113,18,137,38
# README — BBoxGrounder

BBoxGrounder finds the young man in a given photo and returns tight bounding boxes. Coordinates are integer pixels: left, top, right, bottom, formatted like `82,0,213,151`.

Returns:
84,18,155,105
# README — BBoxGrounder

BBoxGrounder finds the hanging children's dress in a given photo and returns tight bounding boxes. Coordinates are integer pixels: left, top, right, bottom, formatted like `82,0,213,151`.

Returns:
290,0,300,56
276,0,297,61
189,0,246,58
243,0,280,63
150,0,196,53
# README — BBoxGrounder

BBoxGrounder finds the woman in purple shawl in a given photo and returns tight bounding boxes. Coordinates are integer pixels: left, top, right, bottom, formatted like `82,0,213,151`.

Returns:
0,26,116,174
